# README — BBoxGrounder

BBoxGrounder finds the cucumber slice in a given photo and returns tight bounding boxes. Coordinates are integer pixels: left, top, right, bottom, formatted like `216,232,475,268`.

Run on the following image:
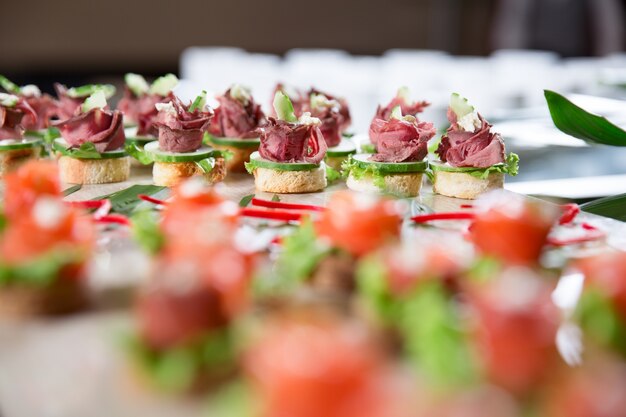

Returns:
53,138,126,159
66,84,115,99
326,138,356,157
0,93,18,107
149,74,178,96
351,153,428,174
205,134,260,148
390,105,403,120
125,73,150,96
143,141,224,163
189,90,207,112
396,86,410,101
429,160,494,174
0,75,21,94
0,138,43,151
273,91,297,123
82,90,107,113
450,93,474,120
246,151,319,172
125,127,155,143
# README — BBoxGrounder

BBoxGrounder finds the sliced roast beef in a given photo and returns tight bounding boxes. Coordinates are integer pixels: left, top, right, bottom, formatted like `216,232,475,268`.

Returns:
117,86,169,133
155,94,213,153
369,117,435,163
53,83,84,121
437,115,505,168
303,89,351,148
369,95,430,147
258,117,327,164
0,99,37,139
54,108,126,152
22,94,55,130
209,88,265,138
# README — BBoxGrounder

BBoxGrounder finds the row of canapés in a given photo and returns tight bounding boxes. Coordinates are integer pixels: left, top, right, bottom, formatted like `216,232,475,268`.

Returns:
0,160,624,416
0,74,517,198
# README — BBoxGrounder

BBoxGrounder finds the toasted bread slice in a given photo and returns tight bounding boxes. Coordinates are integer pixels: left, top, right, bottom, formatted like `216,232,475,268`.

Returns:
346,172,423,197
432,170,504,200
152,158,227,187
0,147,42,177
58,156,131,184
252,165,327,193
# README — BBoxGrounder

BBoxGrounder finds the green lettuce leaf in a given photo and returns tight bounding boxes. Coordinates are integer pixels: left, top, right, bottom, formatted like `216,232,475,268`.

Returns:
131,210,164,254
124,142,154,165
341,156,387,189
0,248,84,287
325,164,341,183
545,89,626,146
56,142,102,159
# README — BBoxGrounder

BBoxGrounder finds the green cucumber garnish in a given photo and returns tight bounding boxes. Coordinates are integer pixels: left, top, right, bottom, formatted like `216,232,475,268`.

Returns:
81,90,107,113
429,154,519,179
326,138,357,157
0,93,19,107
450,93,474,120
0,75,21,94
125,73,150,96
349,153,428,174
273,91,297,123
245,151,319,173
0,138,43,151
66,84,115,99
142,141,226,163
149,74,178,96
189,90,207,113
205,134,260,148
53,138,126,159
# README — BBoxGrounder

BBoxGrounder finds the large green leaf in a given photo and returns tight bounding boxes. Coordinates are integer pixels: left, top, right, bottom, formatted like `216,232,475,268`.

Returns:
93,184,167,216
581,193,626,222
544,90,626,146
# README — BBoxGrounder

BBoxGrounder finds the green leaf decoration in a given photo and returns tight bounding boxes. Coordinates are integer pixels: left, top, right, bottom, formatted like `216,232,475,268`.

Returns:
0,249,84,287
124,142,154,165
399,281,477,387
195,157,216,174
577,289,626,356
62,184,82,197
341,156,387,190
0,75,21,94
56,142,102,159
271,194,281,202
581,193,626,222
342,132,355,139
544,90,626,146
239,194,255,207
325,164,341,183
131,210,164,254
93,185,167,216
43,127,61,144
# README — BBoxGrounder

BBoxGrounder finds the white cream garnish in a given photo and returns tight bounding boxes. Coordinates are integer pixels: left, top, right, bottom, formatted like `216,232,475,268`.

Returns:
32,197,66,229
298,112,321,126
457,111,482,132
310,93,338,110
0,93,19,107
155,102,176,115
20,84,41,98
230,84,251,106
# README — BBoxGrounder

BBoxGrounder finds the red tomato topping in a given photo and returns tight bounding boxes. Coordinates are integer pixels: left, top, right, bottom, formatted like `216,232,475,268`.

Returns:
315,191,401,257
470,193,558,266
3,161,62,220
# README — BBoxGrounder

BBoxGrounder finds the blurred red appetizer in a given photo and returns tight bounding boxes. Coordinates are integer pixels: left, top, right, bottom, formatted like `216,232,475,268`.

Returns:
52,90,130,184
432,93,519,199
0,93,43,176
246,91,327,193
129,180,255,392
0,161,95,317
206,84,266,172
52,82,116,121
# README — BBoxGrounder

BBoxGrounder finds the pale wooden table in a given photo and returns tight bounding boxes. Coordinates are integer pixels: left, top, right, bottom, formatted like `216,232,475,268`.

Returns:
1,167,625,417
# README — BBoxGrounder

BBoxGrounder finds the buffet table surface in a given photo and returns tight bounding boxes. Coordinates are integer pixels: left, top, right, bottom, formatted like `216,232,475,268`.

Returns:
1,169,625,417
